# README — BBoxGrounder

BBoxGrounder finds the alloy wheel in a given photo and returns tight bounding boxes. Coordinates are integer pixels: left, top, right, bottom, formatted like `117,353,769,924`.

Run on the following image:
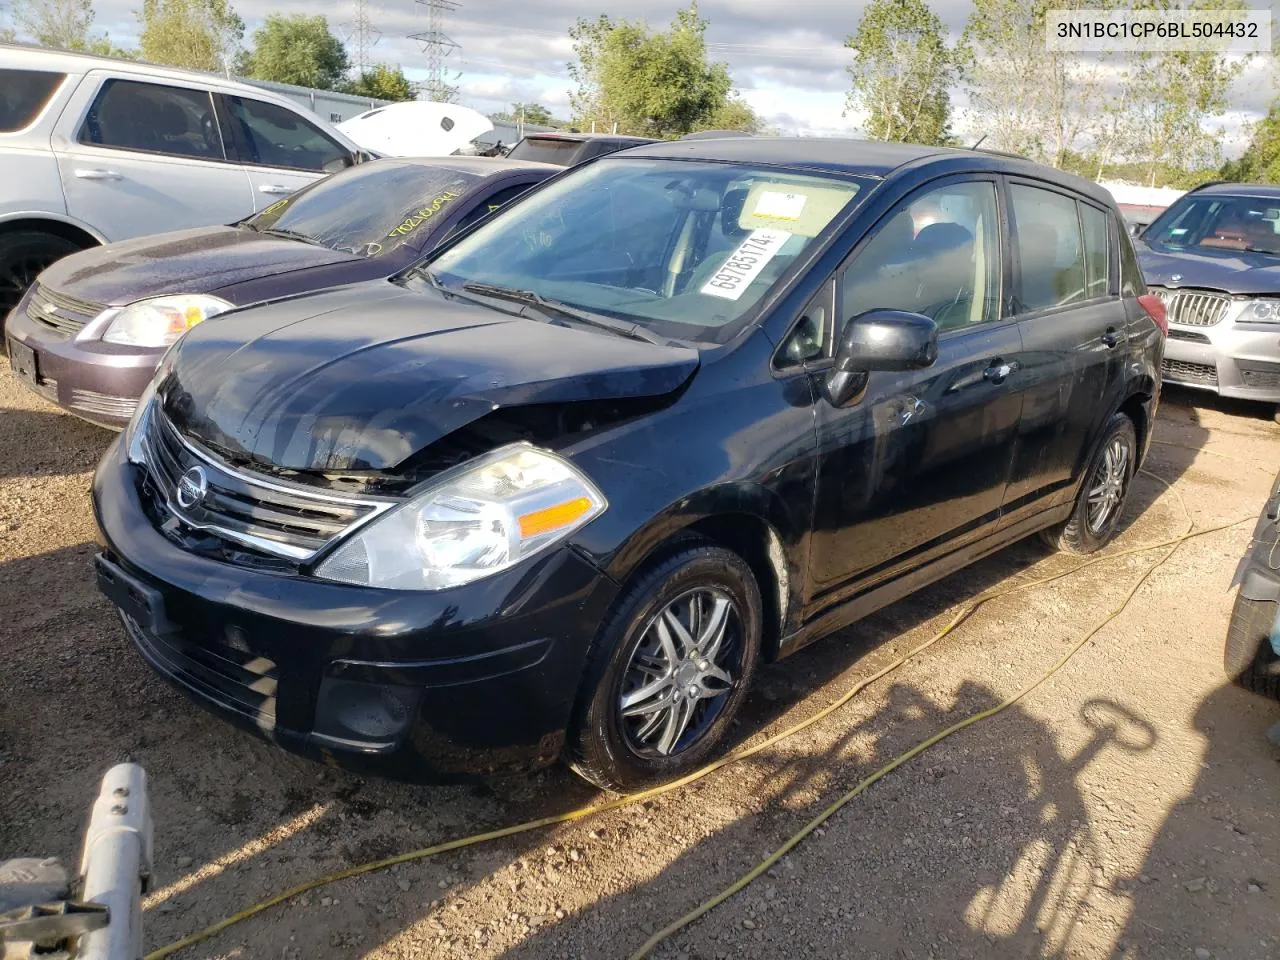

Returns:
0,253,53,316
618,587,743,758
1086,435,1131,534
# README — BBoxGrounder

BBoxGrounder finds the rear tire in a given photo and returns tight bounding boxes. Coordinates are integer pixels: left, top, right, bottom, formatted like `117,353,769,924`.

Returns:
1224,592,1280,699
568,543,763,793
1041,413,1137,555
0,231,82,333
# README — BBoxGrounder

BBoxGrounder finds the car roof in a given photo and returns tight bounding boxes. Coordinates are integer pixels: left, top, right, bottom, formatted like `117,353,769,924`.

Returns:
1,42,320,106
1190,181,1280,199
611,136,1116,204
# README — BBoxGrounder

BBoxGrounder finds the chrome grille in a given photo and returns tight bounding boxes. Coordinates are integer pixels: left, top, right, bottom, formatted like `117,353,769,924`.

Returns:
138,408,394,561
1161,358,1218,387
25,284,105,337
1156,288,1231,328
69,388,137,420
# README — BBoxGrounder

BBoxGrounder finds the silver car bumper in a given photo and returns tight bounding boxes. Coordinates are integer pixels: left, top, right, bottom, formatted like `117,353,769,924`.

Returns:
1162,321,1280,402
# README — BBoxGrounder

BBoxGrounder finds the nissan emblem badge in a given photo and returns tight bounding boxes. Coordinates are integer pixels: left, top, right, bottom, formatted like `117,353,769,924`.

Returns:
176,466,208,509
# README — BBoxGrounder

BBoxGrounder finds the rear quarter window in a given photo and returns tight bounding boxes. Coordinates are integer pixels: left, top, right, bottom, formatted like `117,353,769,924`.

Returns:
0,69,65,132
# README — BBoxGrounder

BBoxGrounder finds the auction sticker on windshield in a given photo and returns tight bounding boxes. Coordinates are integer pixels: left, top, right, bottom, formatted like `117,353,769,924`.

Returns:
701,228,791,301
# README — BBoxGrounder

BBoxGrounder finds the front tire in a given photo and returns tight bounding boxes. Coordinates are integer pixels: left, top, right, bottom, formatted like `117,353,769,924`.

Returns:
1224,593,1280,700
1041,413,1137,555
568,543,763,793
0,231,82,332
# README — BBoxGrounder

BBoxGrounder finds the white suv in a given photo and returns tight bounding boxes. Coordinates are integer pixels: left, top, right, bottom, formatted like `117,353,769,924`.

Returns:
0,44,366,321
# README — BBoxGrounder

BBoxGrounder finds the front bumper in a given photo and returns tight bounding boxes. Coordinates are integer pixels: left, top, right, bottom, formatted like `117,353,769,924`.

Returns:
1163,321,1280,402
5,300,160,430
91,437,620,782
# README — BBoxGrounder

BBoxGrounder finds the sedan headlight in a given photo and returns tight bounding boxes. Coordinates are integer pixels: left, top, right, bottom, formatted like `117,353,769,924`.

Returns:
315,444,607,590
1240,298,1280,323
103,295,233,347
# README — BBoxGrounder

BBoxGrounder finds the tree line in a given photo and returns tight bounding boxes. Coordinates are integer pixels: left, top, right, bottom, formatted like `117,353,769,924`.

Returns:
846,0,1271,188
2,0,417,100
4,0,1275,179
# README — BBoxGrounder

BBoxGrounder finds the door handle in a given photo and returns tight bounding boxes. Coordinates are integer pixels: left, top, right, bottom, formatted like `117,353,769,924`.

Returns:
258,184,292,195
1101,327,1120,348
983,360,1018,384
74,168,122,180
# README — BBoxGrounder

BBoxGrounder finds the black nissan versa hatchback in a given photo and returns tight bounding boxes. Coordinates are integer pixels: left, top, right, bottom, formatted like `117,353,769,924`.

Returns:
92,139,1166,791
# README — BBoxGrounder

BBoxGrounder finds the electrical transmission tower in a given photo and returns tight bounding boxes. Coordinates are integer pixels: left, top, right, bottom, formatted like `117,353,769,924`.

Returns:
347,0,382,78
410,0,460,102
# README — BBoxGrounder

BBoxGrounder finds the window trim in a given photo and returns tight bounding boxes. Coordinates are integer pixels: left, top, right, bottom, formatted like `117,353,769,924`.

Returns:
0,68,71,136
72,74,234,165
1005,175,1119,321
772,279,835,374
215,92,353,174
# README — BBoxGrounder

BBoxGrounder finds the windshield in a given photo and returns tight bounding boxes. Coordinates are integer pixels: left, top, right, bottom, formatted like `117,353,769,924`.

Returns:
245,160,483,257
1144,194,1280,256
426,158,867,342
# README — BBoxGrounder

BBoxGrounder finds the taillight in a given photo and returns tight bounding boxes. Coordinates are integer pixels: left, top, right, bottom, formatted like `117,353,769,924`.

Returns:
1137,293,1167,336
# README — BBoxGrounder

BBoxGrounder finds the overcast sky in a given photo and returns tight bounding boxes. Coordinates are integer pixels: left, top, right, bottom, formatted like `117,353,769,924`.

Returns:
56,0,1280,153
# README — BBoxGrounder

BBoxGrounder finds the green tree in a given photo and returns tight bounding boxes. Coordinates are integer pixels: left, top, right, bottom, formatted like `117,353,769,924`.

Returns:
693,96,763,134
137,0,244,74
236,14,348,90
342,64,416,102
1221,103,1280,183
845,0,955,145
11,0,92,49
568,3,734,139
510,102,553,125
961,0,1115,167
1126,0,1251,186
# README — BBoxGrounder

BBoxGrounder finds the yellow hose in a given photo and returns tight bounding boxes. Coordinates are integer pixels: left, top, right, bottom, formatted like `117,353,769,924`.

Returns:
145,470,1246,960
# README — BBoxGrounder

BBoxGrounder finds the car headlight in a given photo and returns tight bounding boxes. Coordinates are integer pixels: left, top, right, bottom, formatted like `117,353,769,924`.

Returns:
124,347,177,463
103,295,233,347
1241,298,1280,323
315,444,607,590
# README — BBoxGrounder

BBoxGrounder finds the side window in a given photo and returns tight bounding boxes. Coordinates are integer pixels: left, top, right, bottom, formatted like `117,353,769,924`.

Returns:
79,79,222,160
220,95,349,172
1080,203,1112,299
0,69,65,132
841,180,1001,333
451,183,533,235
1010,184,1088,312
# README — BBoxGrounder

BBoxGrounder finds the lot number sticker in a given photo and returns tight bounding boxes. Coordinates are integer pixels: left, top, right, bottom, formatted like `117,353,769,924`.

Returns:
700,228,792,301
754,191,807,221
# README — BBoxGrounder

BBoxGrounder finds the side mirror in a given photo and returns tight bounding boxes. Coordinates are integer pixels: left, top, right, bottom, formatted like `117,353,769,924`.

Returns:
823,309,938,407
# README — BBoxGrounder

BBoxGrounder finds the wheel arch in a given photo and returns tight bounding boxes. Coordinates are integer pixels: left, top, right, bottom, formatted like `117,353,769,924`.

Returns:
0,214,104,249
602,485,807,662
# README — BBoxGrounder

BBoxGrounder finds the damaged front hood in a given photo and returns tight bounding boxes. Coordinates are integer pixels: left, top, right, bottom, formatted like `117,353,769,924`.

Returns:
160,282,699,472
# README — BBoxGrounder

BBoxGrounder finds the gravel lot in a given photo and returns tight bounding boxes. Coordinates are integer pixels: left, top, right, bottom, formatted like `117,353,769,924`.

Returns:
2,359,1278,960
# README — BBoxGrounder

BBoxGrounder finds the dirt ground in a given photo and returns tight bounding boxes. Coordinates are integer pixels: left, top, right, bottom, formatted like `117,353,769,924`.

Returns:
1,360,1278,960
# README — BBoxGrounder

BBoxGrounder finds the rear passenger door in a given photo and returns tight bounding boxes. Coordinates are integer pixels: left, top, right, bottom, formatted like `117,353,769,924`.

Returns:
999,179,1129,526
54,74,255,240
216,94,355,209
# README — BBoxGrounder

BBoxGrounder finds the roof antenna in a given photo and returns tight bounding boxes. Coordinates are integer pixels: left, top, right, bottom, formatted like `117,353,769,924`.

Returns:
969,134,987,150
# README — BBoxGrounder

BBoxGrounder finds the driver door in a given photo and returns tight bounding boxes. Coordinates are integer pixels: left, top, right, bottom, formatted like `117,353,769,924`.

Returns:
804,177,1028,615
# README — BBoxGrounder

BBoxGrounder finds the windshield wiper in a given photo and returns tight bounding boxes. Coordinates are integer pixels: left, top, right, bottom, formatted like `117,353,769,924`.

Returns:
260,227,321,246
460,281,662,345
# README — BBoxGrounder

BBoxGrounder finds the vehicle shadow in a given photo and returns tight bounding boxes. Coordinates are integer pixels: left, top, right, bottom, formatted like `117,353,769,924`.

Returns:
494,684,1160,959
1114,683,1280,960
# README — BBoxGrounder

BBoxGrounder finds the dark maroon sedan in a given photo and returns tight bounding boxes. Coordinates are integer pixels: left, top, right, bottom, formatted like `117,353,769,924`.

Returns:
3,156,556,429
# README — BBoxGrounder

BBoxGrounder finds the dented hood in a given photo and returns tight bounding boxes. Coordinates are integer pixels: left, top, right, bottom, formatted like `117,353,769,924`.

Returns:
160,281,699,472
